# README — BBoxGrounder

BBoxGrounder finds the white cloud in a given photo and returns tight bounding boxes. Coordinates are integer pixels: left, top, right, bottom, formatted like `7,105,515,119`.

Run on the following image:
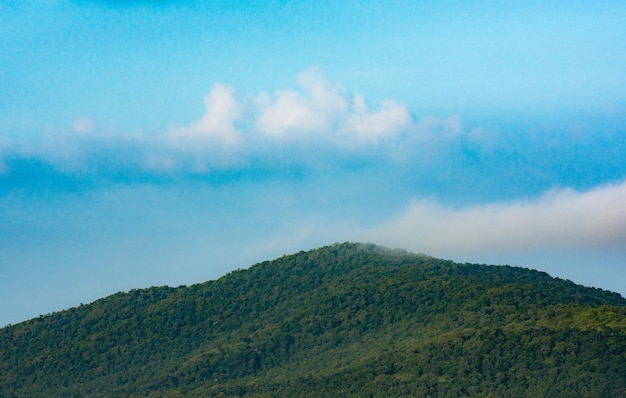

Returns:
161,84,244,170
343,96,411,143
368,180,626,255
169,83,242,148
145,70,413,170
0,69,482,174
255,69,347,138
255,68,411,144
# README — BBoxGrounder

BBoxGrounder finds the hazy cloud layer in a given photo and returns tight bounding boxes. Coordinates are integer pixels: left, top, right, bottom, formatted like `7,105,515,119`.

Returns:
3,69,622,191
368,181,626,255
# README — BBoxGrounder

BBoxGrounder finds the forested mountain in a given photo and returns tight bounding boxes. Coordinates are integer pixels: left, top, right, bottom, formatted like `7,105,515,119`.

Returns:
1,243,626,397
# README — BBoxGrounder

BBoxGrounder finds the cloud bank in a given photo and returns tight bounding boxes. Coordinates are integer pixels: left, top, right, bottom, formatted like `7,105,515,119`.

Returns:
1,69,417,174
368,181,626,255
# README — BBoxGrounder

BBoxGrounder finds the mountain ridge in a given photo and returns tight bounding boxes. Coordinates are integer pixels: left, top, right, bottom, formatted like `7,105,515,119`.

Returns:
1,242,625,397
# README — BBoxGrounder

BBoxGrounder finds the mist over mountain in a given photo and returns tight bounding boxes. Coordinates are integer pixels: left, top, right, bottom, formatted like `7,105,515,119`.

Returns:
1,243,625,397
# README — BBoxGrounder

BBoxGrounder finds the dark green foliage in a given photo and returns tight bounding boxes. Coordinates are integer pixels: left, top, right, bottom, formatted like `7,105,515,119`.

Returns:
1,243,625,397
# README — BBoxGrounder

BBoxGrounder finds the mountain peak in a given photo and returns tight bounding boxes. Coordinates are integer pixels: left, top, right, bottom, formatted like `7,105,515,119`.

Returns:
1,243,625,396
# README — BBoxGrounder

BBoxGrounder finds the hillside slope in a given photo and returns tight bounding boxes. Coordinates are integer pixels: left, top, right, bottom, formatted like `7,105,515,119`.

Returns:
1,243,625,397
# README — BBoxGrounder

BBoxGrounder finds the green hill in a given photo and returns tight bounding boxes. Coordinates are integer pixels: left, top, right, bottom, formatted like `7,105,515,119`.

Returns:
1,243,625,397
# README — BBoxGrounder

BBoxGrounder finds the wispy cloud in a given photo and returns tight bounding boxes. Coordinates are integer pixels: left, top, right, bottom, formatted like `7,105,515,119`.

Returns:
368,180,626,255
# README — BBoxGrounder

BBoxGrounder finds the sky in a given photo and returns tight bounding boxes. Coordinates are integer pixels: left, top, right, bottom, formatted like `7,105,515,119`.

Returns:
1,0,625,326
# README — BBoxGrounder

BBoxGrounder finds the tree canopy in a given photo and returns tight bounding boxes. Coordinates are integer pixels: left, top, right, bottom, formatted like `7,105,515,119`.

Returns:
1,243,625,397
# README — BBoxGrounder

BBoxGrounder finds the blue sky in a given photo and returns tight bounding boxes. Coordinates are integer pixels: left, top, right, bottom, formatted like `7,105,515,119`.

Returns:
1,0,626,326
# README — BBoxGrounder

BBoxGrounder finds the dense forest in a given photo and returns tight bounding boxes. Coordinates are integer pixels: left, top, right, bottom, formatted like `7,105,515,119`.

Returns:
1,242,625,397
